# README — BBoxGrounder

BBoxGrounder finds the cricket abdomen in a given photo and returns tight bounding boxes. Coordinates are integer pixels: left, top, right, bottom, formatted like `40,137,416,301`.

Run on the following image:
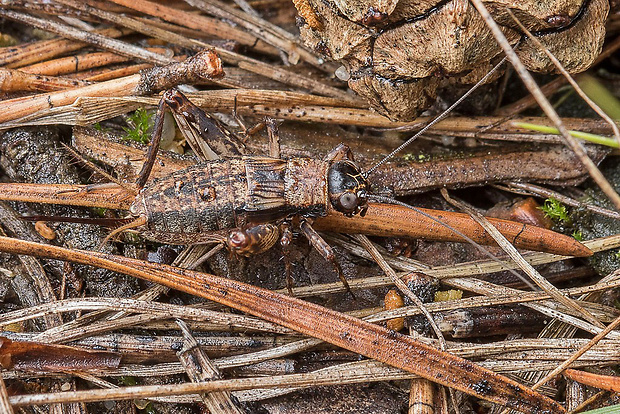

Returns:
130,156,329,244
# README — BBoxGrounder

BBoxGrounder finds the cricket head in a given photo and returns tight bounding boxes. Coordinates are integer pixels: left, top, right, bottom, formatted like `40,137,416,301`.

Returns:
327,160,369,217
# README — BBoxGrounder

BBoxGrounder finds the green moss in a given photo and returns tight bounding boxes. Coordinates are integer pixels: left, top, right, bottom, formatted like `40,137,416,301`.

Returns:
539,198,571,225
123,108,153,145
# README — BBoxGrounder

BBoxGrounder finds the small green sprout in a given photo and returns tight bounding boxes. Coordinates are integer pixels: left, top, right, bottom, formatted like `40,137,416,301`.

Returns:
572,230,583,241
118,376,137,386
615,250,620,260
141,402,156,414
92,207,107,217
539,198,570,224
123,108,153,145
403,153,427,162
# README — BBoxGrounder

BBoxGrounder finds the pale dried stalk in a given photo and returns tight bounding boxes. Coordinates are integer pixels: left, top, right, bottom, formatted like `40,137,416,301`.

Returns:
0,68,91,92
0,377,13,414
0,50,222,125
470,0,620,210
4,362,405,407
568,391,610,413
0,9,173,66
0,297,290,336
0,27,129,68
106,0,277,55
53,0,205,51
409,378,436,414
182,0,321,67
175,319,243,414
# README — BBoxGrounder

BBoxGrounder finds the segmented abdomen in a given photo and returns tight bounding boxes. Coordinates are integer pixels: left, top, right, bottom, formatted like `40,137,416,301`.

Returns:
131,157,295,244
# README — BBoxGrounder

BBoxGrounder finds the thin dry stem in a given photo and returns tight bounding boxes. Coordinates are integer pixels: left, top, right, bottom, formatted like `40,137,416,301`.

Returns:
175,319,243,414
0,27,130,68
354,234,447,349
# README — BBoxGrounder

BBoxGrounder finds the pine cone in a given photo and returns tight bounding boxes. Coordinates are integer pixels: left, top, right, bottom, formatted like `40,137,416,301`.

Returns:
294,0,609,120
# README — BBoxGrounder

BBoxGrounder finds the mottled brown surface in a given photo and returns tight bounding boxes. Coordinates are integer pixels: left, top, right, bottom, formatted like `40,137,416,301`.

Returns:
295,0,609,120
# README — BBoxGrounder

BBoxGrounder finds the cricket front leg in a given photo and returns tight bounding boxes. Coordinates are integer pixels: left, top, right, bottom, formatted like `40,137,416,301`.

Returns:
299,219,354,297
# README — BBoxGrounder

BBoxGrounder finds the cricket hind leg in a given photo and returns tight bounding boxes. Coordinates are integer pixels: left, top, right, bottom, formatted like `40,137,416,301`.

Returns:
135,88,248,190
226,222,298,295
299,219,354,298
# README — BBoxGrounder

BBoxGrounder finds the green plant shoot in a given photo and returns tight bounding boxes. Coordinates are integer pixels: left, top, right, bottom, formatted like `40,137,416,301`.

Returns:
539,198,571,224
123,108,153,145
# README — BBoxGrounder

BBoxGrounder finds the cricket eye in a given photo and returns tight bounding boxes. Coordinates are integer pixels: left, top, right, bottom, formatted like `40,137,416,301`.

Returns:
339,192,358,211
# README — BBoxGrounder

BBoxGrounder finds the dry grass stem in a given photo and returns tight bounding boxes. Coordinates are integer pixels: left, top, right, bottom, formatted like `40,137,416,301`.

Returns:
0,9,173,66
105,0,278,55
0,27,130,68
174,319,243,414
441,189,604,329
0,377,14,414
183,0,321,67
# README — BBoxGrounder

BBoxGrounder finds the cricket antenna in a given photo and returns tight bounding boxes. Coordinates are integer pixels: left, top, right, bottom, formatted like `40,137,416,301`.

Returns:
364,57,507,178
368,193,537,290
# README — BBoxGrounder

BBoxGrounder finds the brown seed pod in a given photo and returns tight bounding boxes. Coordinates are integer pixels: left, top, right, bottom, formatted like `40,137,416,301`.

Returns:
294,0,609,120
34,220,56,240
384,288,405,331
